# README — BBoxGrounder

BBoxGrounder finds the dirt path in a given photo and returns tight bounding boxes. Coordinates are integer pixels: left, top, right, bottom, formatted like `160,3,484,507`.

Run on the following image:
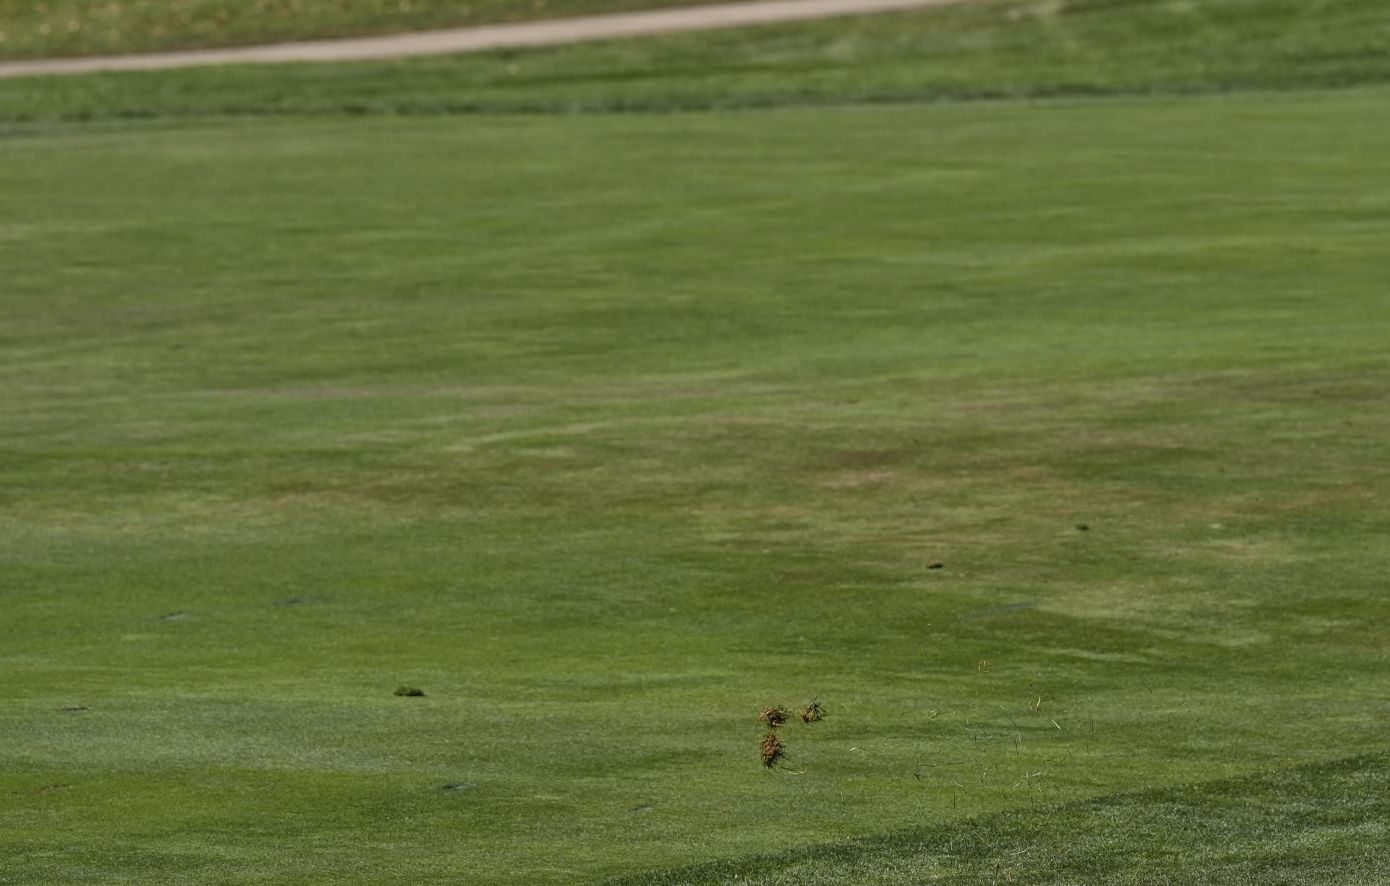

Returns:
0,0,974,79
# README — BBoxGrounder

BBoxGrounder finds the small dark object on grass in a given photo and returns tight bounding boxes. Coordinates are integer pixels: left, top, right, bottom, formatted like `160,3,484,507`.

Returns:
61,705,90,712
440,782,475,792
800,700,826,723
1077,523,1090,531
760,733,785,768
758,706,788,728
395,686,426,697
928,561,945,569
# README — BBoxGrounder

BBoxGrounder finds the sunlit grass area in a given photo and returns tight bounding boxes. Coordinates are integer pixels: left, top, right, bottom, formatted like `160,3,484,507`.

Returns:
620,755,1390,884
3,88,1389,881
4,0,1390,881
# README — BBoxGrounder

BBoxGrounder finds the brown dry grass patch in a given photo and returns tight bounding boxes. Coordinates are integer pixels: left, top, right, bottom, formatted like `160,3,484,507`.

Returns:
760,733,785,768
758,707,788,729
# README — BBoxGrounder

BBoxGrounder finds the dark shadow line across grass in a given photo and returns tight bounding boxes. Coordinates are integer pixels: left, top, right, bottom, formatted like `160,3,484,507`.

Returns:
3,76,1385,133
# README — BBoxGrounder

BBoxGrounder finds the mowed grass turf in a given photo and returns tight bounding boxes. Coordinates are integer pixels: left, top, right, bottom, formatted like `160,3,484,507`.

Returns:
3,0,1389,123
619,754,1390,884
2,90,1390,881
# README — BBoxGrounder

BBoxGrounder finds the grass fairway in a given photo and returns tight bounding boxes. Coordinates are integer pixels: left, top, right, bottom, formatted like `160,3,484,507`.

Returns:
3,84,1390,883
620,754,1390,883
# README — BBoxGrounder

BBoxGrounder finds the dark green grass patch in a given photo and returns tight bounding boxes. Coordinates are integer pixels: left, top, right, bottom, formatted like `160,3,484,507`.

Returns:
2,91,1389,881
3,0,1389,123
614,753,1390,884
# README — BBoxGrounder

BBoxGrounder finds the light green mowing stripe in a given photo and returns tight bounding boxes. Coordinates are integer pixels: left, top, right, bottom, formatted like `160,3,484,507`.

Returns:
1,0,1388,124
612,753,1390,884
2,89,1389,882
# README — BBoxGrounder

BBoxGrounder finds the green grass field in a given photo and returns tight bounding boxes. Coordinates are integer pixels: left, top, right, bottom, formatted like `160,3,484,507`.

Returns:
4,0,1389,123
3,1,1389,883
622,754,1390,884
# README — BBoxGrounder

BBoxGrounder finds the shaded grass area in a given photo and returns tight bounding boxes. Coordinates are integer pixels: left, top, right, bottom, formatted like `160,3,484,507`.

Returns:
613,753,1390,884
3,0,1390,123
2,92,1390,881
0,0,732,61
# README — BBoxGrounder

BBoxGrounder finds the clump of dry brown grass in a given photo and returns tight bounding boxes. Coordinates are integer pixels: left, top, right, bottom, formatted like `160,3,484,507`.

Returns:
800,699,825,723
758,706,788,729
760,732,785,768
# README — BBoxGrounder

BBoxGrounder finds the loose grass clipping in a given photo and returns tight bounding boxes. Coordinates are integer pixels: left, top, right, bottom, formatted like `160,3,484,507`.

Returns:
760,733,785,769
758,707,788,729
800,700,825,723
